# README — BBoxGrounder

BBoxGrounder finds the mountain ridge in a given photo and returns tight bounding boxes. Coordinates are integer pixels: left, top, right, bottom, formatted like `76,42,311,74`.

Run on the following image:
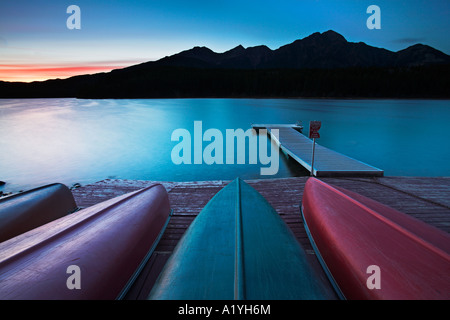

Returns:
147,30,450,70
0,30,449,98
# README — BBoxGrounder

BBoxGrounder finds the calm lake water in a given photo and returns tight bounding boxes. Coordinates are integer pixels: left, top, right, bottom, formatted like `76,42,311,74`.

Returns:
1,98,449,192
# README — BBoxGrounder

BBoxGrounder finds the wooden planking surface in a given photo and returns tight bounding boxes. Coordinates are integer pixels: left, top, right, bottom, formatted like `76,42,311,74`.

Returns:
71,176,450,299
265,126,384,177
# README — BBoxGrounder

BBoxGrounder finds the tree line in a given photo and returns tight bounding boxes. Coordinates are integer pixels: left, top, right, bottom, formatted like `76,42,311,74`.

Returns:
1,64,449,99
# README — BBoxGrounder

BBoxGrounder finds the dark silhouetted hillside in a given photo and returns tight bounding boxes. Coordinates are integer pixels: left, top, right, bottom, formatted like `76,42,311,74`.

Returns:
1,31,449,99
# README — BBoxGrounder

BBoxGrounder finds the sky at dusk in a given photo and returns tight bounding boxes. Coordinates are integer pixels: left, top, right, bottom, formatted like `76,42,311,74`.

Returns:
0,0,449,82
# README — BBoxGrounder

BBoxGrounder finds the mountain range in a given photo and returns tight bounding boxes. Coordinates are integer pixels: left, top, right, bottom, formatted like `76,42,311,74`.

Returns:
1,30,449,98
147,30,450,69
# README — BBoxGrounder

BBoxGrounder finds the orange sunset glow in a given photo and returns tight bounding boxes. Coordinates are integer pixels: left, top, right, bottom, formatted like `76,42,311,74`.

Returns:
0,64,129,83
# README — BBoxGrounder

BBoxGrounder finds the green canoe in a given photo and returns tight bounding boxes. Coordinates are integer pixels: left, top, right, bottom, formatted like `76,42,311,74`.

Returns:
149,178,336,300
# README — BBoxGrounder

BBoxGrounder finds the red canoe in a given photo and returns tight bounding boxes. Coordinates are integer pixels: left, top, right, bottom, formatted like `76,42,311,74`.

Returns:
0,183,171,300
301,177,450,300
0,183,77,243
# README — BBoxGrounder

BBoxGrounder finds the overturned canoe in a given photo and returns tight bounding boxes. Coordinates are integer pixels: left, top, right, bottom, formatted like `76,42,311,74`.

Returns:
0,183,171,300
301,177,450,300
149,178,336,300
0,183,77,243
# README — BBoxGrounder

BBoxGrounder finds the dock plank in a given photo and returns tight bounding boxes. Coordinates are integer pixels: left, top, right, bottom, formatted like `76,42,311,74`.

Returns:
258,125,384,177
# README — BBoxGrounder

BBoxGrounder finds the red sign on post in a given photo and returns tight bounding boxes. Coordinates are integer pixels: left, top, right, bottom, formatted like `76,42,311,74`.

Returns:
309,121,321,139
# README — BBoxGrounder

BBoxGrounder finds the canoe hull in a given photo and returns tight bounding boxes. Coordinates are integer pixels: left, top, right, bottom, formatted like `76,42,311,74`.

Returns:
149,178,336,300
0,183,77,243
301,177,450,300
0,183,171,300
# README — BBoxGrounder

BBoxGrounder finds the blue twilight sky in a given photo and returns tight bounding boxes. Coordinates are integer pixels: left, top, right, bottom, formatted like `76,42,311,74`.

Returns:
0,0,449,81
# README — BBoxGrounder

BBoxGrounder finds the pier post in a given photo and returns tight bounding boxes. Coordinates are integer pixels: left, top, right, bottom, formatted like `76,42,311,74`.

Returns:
309,121,321,177
311,138,316,177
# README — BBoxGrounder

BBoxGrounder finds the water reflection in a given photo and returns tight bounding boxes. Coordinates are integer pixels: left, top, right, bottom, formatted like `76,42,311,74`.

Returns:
0,98,449,192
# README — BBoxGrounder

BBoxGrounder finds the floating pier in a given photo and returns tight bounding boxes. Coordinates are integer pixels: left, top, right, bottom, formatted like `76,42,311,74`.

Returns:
252,124,384,177
251,123,303,132
72,176,450,299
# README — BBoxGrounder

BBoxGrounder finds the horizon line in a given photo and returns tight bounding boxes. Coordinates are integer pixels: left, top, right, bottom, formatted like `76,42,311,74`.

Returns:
0,30,447,83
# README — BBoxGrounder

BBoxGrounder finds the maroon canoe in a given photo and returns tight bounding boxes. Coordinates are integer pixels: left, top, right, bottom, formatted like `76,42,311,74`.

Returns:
301,177,450,300
0,183,171,300
0,183,77,243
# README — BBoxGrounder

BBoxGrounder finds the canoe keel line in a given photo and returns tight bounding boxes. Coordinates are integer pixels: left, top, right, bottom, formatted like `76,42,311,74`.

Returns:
149,178,336,300
234,179,246,300
301,177,450,300
301,211,346,300
116,207,173,300
0,183,172,300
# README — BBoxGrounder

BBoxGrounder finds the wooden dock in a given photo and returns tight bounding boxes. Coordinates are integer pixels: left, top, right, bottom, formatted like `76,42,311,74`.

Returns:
71,176,450,299
252,124,384,177
251,123,303,131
